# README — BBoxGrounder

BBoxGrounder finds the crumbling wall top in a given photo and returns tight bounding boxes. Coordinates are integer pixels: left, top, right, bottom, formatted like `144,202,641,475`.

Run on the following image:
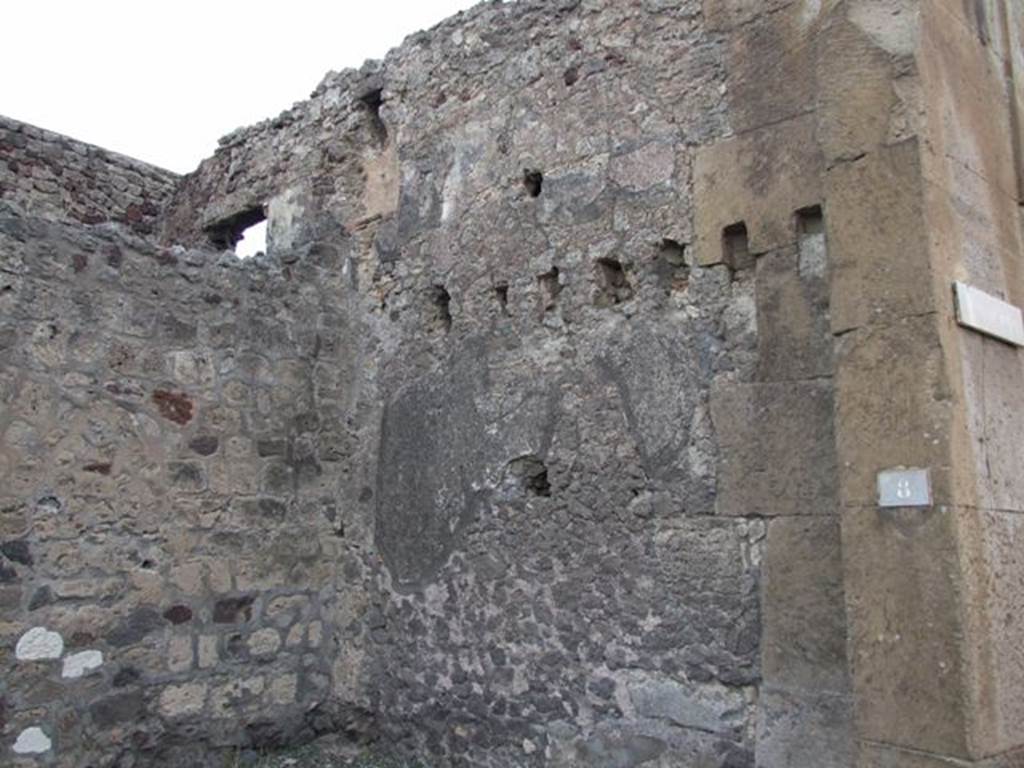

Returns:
0,115,179,235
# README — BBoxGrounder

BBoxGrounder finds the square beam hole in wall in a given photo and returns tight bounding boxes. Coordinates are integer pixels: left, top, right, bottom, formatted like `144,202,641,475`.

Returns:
796,205,824,236
795,205,827,279
523,169,544,198
430,284,453,334
657,238,690,294
722,221,754,274
594,257,634,307
494,282,510,315
537,266,561,315
205,207,267,258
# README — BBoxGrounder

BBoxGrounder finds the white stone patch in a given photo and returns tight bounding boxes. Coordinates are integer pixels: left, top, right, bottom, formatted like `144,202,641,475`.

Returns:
850,0,919,57
15,626,64,661
62,650,104,679
798,231,828,280
440,150,466,223
800,0,824,29
13,727,52,754
267,187,303,252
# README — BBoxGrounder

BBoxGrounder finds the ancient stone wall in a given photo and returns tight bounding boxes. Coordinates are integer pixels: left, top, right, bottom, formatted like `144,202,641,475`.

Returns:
159,2,790,764
2,1,1024,767
0,214,371,764
0,116,178,236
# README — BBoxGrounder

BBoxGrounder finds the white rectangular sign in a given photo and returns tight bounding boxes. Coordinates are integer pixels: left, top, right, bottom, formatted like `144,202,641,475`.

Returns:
954,282,1024,347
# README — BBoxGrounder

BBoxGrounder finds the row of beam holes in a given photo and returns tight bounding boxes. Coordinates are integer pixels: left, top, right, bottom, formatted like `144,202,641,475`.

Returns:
479,209,825,316
414,170,543,321
430,250,687,333
721,205,824,275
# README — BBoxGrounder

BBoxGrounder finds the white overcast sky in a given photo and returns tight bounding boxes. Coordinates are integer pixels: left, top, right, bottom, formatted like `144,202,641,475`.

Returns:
1,0,480,175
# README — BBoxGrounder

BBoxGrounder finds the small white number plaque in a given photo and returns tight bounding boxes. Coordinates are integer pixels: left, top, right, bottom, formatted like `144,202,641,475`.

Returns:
878,468,932,508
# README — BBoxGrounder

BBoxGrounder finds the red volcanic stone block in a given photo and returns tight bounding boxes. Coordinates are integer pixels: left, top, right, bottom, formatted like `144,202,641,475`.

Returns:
152,390,194,425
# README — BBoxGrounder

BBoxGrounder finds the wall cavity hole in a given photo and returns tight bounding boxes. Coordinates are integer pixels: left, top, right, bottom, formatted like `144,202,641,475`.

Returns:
494,283,510,314
595,257,634,307
205,207,267,255
358,88,388,147
796,205,827,279
564,66,580,87
431,285,453,334
507,455,551,498
36,496,63,515
722,221,754,274
658,239,690,293
796,205,824,235
523,169,544,198
538,267,562,314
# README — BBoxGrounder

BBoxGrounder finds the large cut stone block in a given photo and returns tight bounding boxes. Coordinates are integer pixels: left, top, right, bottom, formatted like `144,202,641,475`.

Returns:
755,245,833,382
756,686,855,768
711,380,836,517
834,314,954,509
722,1,819,134
757,516,854,767
694,115,824,266
816,2,919,163
761,517,848,692
957,507,1024,758
826,140,934,334
841,505,969,757
957,332,1024,514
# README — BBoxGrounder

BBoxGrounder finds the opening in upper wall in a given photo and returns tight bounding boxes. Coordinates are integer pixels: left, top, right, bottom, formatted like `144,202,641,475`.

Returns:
205,207,267,258
358,88,389,147
235,220,268,259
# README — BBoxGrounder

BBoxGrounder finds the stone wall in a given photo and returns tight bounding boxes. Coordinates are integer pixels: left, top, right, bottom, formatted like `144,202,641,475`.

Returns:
160,1,787,764
0,214,370,765
0,116,178,236
2,1,1024,767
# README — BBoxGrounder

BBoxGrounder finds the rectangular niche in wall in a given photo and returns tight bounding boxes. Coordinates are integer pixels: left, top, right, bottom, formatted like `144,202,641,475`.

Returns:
796,205,826,278
722,221,754,273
